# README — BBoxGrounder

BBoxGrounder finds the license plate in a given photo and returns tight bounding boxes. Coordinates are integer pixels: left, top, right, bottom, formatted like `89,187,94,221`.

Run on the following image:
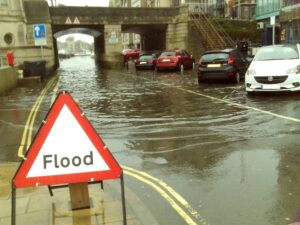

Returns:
140,62,147,64
261,84,280,90
162,59,170,62
207,64,221,68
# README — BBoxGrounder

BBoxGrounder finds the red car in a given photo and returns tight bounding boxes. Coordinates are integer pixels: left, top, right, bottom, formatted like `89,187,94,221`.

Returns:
122,49,140,61
156,49,195,71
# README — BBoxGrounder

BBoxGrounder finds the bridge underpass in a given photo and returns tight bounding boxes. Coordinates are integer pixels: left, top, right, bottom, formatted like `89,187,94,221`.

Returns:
122,24,167,51
49,6,185,67
52,26,104,68
22,1,196,70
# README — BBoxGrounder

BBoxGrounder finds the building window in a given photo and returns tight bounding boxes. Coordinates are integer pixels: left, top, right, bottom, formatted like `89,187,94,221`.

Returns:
4,33,14,45
0,0,8,6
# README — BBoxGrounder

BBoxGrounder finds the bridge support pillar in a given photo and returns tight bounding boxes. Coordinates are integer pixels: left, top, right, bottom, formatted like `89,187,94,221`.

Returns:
166,22,189,50
165,5,189,50
102,24,123,68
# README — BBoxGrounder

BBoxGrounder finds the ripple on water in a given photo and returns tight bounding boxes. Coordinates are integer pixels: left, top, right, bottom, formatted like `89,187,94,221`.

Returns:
57,57,288,156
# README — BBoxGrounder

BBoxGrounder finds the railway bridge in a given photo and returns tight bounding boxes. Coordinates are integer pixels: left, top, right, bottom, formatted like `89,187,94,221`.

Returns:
23,1,196,68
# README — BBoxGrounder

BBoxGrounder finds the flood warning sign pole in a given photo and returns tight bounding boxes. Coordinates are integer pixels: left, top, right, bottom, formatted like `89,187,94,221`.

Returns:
11,91,127,225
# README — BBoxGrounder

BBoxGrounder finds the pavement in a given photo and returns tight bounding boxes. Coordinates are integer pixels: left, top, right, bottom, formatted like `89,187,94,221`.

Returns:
0,163,159,225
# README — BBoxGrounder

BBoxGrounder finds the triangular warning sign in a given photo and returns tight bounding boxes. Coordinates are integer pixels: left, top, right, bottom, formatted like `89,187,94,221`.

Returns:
65,17,72,24
13,91,122,188
73,17,80,24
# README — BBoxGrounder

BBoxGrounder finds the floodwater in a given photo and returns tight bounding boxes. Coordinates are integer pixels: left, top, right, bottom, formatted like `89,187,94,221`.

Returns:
2,56,300,225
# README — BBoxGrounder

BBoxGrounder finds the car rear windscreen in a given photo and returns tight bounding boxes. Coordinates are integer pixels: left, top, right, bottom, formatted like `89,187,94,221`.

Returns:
254,45,299,61
201,53,229,62
139,55,155,60
160,52,176,56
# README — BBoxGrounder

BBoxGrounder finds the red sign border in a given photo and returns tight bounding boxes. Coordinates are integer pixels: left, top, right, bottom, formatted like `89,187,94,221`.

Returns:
13,91,122,188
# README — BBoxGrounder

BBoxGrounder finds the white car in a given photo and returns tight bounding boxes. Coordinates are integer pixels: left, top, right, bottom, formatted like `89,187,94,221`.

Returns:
245,44,300,93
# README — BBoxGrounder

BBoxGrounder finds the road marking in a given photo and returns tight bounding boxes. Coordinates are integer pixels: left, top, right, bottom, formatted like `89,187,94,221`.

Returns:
123,166,208,224
18,77,57,157
174,86,300,123
119,70,300,123
124,170,199,225
26,80,54,148
16,71,204,225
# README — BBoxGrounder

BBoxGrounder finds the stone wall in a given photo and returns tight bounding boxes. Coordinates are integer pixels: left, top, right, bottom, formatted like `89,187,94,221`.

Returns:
22,1,56,73
187,21,205,62
166,6,189,50
0,66,18,95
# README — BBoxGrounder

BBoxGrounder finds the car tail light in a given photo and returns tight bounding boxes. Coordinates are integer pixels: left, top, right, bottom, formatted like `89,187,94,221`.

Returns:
228,55,235,64
228,71,236,77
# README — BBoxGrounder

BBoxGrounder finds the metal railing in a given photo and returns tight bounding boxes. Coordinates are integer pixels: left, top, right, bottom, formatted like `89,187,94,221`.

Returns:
282,0,300,7
0,56,7,67
187,3,209,14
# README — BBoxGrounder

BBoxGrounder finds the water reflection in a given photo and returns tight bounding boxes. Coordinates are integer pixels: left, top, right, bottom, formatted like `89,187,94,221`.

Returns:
55,56,300,225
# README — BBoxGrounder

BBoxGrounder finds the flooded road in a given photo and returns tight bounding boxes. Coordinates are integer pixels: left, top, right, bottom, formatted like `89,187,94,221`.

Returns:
2,56,300,225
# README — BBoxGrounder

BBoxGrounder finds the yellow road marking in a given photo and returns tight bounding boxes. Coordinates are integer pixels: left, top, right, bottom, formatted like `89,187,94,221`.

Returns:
124,170,199,225
15,71,203,225
18,77,57,157
123,166,208,224
26,80,54,148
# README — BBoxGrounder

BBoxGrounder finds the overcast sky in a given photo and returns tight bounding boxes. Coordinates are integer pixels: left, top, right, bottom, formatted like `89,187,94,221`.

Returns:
47,0,109,7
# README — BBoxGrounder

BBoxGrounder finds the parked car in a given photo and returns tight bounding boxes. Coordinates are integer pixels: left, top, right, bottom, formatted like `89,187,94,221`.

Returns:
245,44,300,93
122,49,140,62
134,51,160,70
197,48,249,84
156,49,195,71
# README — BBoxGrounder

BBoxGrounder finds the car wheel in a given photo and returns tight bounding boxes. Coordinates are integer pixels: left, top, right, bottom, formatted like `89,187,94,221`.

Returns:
234,71,240,83
246,91,255,96
192,62,195,70
180,64,184,72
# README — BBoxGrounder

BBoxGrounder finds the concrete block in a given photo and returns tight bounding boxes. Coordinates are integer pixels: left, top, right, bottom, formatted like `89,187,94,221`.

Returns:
0,66,18,95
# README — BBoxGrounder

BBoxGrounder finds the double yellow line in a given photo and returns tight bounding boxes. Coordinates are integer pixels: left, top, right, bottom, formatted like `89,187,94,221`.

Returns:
17,77,57,158
123,166,209,225
16,74,209,224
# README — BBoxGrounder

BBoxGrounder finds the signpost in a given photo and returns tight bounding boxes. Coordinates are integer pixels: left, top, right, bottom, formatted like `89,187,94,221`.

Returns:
12,91,127,225
108,31,119,44
33,24,47,59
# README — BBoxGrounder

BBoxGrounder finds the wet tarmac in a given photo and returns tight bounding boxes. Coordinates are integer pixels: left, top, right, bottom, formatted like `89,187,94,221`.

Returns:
2,56,300,225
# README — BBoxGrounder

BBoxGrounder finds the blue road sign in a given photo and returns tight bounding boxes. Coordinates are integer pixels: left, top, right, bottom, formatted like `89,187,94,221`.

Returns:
33,24,46,39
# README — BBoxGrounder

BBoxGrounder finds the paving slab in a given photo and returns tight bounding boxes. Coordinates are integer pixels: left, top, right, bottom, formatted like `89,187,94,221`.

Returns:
0,162,159,225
